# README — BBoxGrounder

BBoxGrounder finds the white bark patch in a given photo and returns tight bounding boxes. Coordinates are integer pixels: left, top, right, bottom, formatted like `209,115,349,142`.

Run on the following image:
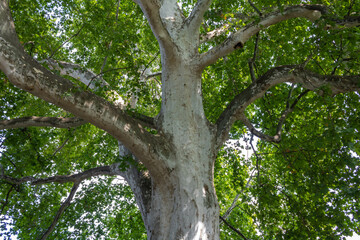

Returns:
124,123,131,132
33,68,43,74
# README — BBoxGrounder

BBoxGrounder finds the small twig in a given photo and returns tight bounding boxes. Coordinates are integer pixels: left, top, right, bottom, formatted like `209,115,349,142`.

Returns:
52,137,70,157
48,24,85,59
141,51,160,76
248,33,260,82
248,0,262,16
247,0,262,83
116,0,121,20
314,60,327,74
219,215,248,240
100,1,120,73
301,54,313,67
40,182,80,240
221,169,256,221
86,67,129,90
0,185,13,215
100,54,110,73
250,134,261,186
2,152,18,173
239,113,280,143
285,84,295,110
347,0,355,17
275,89,310,137
0,163,124,186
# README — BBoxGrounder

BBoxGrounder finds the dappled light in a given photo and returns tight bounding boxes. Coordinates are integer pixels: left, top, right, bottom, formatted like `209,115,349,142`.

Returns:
0,0,359,239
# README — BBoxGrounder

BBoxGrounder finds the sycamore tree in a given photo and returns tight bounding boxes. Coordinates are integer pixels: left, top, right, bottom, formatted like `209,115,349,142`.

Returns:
0,0,360,239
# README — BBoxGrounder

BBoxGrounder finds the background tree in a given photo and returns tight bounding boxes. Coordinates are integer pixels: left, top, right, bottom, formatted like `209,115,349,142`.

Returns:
0,0,359,239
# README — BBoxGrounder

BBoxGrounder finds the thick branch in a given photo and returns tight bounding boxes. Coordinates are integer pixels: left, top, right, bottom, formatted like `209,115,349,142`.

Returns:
134,0,178,52
215,65,360,148
324,15,360,29
40,182,79,240
42,59,109,90
0,2,169,182
41,59,129,107
0,116,86,130
126,111,155,129
42,59,156,128
199,5,326,67
0,38,166,178
0,163,125,185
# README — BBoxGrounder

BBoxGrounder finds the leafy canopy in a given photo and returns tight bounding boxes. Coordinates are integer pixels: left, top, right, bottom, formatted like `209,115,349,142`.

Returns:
1,0,359,239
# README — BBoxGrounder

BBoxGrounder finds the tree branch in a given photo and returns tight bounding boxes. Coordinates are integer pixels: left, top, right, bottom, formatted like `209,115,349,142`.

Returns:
40,182,79,240
248,0,262,16
0,3,169,182
324,15,360,29
199,5,327,68
48,24,85,59
274,89,310,138
248,33,260,82
0,116,86,130
0,185,14,215
238,88,310,143
42,59,156,128
219,215,248,240
221,169,256,221
41,59,113,93
145,71,162,80
215,65,360,149
238,113,280,143
134,0,178,51
0,163,125,185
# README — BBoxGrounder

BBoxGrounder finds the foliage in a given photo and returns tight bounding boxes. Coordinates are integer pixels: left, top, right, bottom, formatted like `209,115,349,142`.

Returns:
1,0,359,239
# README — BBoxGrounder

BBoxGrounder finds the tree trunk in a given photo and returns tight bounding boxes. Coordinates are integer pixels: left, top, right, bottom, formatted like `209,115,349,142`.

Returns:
133,59,220,239
146,161,220,240
153,60,219,238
